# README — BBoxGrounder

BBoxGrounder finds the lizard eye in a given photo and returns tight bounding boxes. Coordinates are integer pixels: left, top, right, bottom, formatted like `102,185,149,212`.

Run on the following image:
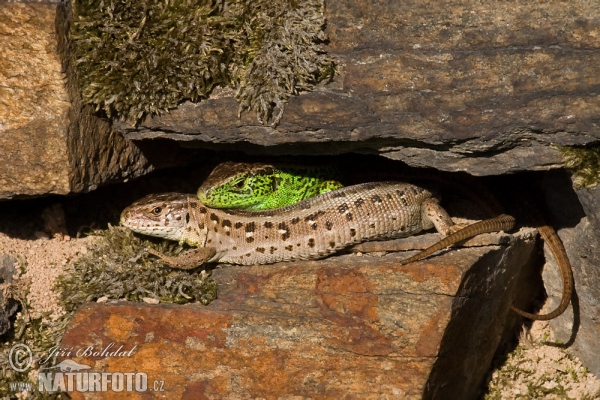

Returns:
234,179,245,189
151,207,162,215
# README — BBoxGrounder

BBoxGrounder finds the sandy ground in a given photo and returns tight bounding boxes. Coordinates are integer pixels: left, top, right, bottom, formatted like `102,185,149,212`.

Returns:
0,201,598,399
0,235,90,323
486,321,600,399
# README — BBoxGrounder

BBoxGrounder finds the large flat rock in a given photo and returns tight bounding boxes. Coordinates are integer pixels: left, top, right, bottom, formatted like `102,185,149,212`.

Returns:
114,1,600,175
60,231,538,398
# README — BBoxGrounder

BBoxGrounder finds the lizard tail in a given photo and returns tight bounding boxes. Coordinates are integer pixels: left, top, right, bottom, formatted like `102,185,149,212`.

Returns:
510,223,574,320
399,214,516,265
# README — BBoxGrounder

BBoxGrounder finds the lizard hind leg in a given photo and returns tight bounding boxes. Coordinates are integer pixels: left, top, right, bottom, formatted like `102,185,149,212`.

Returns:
146,247,216,270
421,198,467,236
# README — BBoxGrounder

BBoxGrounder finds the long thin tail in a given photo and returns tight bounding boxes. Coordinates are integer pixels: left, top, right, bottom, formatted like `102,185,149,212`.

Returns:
400,214,516,265
510,223,574,320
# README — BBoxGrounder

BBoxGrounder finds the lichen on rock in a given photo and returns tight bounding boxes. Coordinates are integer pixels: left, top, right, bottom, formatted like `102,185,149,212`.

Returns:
559,144,600,188
71,0,333,125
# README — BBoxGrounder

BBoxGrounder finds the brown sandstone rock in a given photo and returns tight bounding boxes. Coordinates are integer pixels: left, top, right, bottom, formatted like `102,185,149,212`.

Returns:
0,3,71,198
114,1,600,176
0,3,190,200
60,232,537,399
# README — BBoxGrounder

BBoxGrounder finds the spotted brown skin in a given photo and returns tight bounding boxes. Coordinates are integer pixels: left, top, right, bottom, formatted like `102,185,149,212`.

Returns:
122,181,572,321
122,182,449,266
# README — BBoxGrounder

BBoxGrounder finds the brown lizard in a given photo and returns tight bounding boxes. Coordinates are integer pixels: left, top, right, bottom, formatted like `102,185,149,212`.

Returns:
121,183,475,267
119,182,579,319
193,161,575,321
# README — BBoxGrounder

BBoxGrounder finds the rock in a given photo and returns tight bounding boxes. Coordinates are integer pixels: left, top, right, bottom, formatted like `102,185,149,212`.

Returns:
0,3,71,199
0,254,19,336
113,1,600,176
41,203,68,239
60,232,537,398
0,3,194,200
575,183,600,233
540,171,600,376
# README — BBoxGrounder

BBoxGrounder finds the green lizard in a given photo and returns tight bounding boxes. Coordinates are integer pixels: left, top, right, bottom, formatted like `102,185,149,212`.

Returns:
197,162,344,210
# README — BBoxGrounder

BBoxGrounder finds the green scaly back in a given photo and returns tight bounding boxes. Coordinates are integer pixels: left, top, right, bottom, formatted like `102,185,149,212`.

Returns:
198,162,344,210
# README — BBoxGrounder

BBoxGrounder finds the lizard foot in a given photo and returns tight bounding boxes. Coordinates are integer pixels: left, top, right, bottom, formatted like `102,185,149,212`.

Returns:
443,222,470,236
146,247,217,270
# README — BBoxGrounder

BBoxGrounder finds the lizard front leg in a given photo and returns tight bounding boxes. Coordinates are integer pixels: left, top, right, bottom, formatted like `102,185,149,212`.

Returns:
146,247,217,270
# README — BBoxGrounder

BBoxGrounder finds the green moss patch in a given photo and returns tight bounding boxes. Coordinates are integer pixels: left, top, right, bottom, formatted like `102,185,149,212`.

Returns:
559,144,600,188
57,225,218,309
71,0,334,125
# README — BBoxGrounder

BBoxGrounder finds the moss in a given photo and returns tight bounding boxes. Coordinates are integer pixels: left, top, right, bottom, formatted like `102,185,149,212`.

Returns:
559,144,600,189
56,225,218,309
233,0,335,125
71,0,333,125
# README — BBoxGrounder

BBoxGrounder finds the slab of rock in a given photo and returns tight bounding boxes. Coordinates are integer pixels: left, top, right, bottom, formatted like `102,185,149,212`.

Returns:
60,231,537,398
113,1,600,176
540,172,600,376
0,3,192,200
0,3,71,198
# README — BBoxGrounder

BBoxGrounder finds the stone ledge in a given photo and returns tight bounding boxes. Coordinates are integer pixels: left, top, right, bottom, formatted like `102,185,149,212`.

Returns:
60,230,537,399
113,1,600,175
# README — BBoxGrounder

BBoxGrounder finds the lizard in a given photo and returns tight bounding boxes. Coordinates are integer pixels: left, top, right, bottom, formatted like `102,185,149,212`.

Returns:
197,161,344,210
123,182,475,268
121,182,520,311
190,162,574,321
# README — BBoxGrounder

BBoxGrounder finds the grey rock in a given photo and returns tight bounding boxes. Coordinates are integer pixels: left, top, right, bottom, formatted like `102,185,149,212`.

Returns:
575,184,600,233
541,172,600,376
116,1,600,176
0,255,19,336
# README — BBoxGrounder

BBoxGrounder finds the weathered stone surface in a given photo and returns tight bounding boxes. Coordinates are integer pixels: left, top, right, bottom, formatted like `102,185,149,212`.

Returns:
0,3,71,198
0,254,19,336
575,183,600,233
0,3,192,199
115,1,600,176
60,232,537,399
540,172,600,376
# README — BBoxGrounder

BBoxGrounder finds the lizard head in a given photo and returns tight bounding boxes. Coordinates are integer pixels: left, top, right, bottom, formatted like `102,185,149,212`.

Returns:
120,193,193,242
197,162,280,209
